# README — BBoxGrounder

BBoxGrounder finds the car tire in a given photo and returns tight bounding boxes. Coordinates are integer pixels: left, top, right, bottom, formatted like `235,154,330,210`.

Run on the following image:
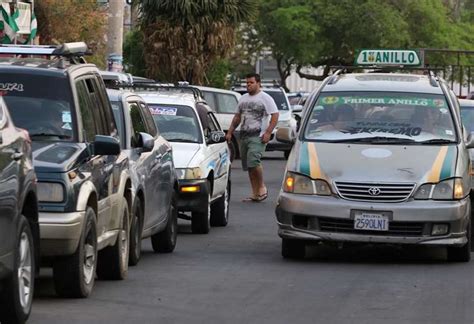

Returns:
210,179,230,227
0,215,35,323
151,193,178,253
97,197,130,280
191,182,211,234
281,239,306,259
447,219,471,262
53,207,97,298
128,199,143,266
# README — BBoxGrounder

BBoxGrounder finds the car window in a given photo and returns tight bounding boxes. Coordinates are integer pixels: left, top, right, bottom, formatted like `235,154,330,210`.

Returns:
303,91,456,143
216,93,238,114
202,91,217,112
109,100,126,148
0,73,75,141
208,112,220,131
94,76,118,136
265,90,289,111
76,80,98,142
139,102,157,137
460,106,474,133
148,104,202,143
85,78,108,136
129,102,147,147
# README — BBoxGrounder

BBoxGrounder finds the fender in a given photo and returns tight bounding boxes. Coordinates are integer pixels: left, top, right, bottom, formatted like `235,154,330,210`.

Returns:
75,180,97,212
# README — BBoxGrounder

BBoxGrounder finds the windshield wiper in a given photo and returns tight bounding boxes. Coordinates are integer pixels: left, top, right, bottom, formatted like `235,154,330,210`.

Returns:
418,139,456,144
166,138,197,143
30,133,71,139
328,136,416,144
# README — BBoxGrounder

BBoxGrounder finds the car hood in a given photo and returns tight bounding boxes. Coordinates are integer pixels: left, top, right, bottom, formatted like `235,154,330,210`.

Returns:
288,141,458,183
32,141,89,173
171,142,201,168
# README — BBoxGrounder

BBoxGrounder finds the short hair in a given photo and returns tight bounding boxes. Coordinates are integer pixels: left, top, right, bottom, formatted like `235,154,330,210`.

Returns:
245,73,261,83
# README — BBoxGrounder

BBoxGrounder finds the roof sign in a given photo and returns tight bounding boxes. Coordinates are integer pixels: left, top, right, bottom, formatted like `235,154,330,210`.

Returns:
355,49,421,66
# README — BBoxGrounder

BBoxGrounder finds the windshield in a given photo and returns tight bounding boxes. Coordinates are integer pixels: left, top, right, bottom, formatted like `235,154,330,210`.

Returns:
266,91,289,111
460,105,474,133
303,92,456,144
0,74,75,141
148,104,202,143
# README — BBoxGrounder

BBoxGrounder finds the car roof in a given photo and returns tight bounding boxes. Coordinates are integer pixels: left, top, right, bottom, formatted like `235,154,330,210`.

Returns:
459,99,474,108
321,73,444,94
0,59,93,77
136,92,199,107
106,88,140,102
194,85,241,97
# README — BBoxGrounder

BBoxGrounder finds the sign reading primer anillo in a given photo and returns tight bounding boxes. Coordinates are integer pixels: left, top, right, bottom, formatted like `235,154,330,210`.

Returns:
355,49,421,66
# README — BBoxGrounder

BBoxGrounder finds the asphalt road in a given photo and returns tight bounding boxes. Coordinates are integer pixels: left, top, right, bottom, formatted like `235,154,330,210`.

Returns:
31,152,474,324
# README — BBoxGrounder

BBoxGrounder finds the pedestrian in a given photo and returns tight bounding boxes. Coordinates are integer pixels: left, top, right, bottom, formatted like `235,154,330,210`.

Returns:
226,73,279,202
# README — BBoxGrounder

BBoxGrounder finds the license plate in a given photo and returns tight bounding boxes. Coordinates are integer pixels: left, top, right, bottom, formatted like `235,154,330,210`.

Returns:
354,213,389,231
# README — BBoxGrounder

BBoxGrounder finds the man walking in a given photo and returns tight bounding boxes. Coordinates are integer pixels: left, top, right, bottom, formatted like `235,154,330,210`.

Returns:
226,73,279,202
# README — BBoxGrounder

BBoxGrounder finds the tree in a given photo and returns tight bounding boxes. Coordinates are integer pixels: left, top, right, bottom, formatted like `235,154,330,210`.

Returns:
35,0,108,68
255,0,474,86
123,28,146,77
136,0,257,84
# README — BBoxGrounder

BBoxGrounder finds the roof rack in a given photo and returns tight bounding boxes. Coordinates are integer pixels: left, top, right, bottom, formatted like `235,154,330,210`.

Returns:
327,65,443,87
116,83,204,100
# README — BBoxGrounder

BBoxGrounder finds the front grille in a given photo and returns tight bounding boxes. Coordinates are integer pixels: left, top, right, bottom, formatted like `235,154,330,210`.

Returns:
335,181,415,202
318,217,424,236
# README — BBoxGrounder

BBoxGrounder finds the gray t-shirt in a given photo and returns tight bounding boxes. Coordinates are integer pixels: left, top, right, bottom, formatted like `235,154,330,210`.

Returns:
238,91,279,138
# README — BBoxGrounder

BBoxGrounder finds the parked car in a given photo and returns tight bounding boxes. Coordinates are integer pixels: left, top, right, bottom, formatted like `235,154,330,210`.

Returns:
275,52,473,262
107,89,178,265
194,85,241,161
137,86,231,234
287,92,310,130
459,98,474,190
0,42,132,297
0,98,39,323
232,83,297,159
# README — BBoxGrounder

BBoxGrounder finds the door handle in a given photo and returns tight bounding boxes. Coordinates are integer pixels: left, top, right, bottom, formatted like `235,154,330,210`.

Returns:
11,152,23,161
155,153,163,160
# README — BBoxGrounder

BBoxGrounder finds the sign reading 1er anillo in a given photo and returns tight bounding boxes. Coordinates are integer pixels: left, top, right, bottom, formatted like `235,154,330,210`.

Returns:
355,49,422,66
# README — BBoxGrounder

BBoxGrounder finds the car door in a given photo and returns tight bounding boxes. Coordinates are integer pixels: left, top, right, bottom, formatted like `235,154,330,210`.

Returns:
0,102,21,250
204,110,228,200
76,77,116,236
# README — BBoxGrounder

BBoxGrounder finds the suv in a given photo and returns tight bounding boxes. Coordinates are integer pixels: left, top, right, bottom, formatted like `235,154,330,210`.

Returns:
107,89,178,265
195,86,241,161
0,97,39,323
232,83,297,159
0,43,131,297
135,85,231,234
275,50,473,261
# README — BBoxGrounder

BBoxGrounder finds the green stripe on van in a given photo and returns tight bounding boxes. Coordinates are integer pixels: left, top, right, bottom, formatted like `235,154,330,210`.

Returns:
440,146,456,179
299,142,310,175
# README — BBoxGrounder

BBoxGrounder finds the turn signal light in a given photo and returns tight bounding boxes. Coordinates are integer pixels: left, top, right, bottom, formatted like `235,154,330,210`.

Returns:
180,185,200,193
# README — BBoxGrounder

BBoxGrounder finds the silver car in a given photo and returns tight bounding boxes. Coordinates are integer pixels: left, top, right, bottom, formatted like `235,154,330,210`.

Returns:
276,71,474,262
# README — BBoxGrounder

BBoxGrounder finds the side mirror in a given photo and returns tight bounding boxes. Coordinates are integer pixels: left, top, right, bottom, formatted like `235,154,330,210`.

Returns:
292,104,303,113
137,132,155,153
207,130,226,144
276,127,295,144
93,135,121,155
466,132,474,149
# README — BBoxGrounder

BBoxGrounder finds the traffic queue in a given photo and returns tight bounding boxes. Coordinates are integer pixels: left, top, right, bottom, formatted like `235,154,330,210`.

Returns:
0,44,473,323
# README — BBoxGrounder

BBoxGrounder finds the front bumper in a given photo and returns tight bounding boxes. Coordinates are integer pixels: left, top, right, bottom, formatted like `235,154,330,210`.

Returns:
275,192,470,246
177,179,208,212
39,211,86,257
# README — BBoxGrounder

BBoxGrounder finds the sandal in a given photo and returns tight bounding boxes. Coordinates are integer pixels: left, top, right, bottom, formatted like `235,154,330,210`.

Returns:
251,192,268,202
242,196,257,202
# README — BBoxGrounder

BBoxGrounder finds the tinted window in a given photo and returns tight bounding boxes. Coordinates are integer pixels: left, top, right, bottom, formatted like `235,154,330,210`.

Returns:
139,102,157,137
0,73,75,140
148,104,202,143
304,91,456,143
266,91,289,111
110,101,126,148
216,93,238,114
76,80,97,141
460,106,474,133
202,91,217,112
129,102,147,147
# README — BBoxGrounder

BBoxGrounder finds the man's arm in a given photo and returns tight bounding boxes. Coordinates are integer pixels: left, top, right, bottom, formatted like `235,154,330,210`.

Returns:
261,112,279,144
225,112,241,143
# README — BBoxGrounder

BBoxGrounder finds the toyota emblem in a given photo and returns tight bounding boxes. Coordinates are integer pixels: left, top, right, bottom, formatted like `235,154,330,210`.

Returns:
368,187,381,196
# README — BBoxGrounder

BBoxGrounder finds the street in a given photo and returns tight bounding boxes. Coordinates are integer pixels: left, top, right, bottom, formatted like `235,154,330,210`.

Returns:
31,152,474,324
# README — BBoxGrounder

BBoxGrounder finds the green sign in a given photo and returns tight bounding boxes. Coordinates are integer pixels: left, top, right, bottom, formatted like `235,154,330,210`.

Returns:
355,49,421,66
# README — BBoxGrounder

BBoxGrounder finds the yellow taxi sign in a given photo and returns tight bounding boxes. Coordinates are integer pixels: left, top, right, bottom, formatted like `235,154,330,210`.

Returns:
355,49,421,66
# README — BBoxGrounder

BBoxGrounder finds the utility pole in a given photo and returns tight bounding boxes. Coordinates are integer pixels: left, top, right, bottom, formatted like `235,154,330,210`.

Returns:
106,0,124,71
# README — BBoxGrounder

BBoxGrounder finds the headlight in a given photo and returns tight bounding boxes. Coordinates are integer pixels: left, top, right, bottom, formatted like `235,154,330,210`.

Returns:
283,172,331,195
176,167,202,180
414,178,466,200
37,182,64,202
